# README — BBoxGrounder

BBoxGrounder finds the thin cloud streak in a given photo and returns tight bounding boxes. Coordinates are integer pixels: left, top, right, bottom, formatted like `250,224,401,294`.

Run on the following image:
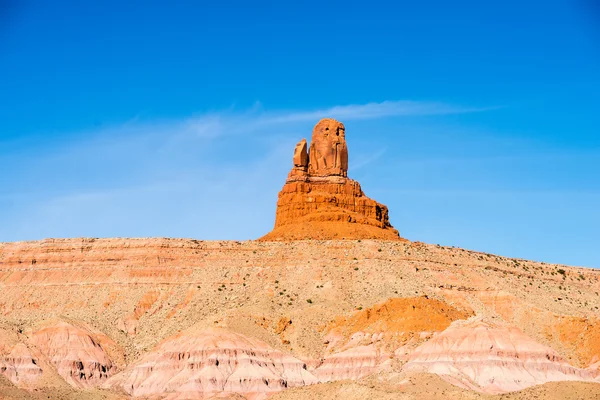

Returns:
42,99,495,152
177,100,496,138
263,101,498,124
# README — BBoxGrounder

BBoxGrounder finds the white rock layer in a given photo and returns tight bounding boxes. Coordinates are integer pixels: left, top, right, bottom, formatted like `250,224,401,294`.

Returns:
106,327,317,399
403,317,599,394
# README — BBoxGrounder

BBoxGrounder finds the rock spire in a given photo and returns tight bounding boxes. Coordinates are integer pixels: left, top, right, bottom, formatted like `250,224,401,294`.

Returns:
260,118,402,241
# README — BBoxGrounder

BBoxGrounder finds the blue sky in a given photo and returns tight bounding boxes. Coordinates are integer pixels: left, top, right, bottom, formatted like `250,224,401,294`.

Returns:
1,1,599,267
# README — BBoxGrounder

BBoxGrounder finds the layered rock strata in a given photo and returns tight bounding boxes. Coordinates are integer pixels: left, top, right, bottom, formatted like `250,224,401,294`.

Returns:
261,118,401,240
106,327,317,399
403,317,599,394
0,343,42,386
315,344,391,382
29,321,120,387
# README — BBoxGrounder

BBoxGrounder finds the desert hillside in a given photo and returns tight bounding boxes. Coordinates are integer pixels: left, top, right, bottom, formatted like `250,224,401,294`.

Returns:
1,237,599,399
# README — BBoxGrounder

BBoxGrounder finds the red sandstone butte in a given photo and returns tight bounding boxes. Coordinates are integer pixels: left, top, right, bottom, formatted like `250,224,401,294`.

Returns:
260,118,402,241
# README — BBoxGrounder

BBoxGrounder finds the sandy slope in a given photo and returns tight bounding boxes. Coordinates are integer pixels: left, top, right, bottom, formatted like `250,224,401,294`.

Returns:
270,372,600,400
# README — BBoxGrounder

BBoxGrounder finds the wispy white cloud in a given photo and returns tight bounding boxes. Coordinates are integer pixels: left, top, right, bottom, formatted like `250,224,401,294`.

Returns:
21,99,493,160
262,100,497,124
159,100,497,140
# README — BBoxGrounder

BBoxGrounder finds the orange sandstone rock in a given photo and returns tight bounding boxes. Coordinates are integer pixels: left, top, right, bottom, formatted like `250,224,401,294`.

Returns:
288,138,309,180
308,118,348,177
261,118,402,241
549,315,600,368
325,297,472,349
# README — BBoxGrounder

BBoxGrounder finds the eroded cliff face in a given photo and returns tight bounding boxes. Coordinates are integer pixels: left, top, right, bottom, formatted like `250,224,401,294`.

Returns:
1,238,600,398
261,118,401,241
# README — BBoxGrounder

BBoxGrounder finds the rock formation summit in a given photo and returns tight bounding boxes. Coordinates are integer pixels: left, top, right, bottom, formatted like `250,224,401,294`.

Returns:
261,118,402,241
